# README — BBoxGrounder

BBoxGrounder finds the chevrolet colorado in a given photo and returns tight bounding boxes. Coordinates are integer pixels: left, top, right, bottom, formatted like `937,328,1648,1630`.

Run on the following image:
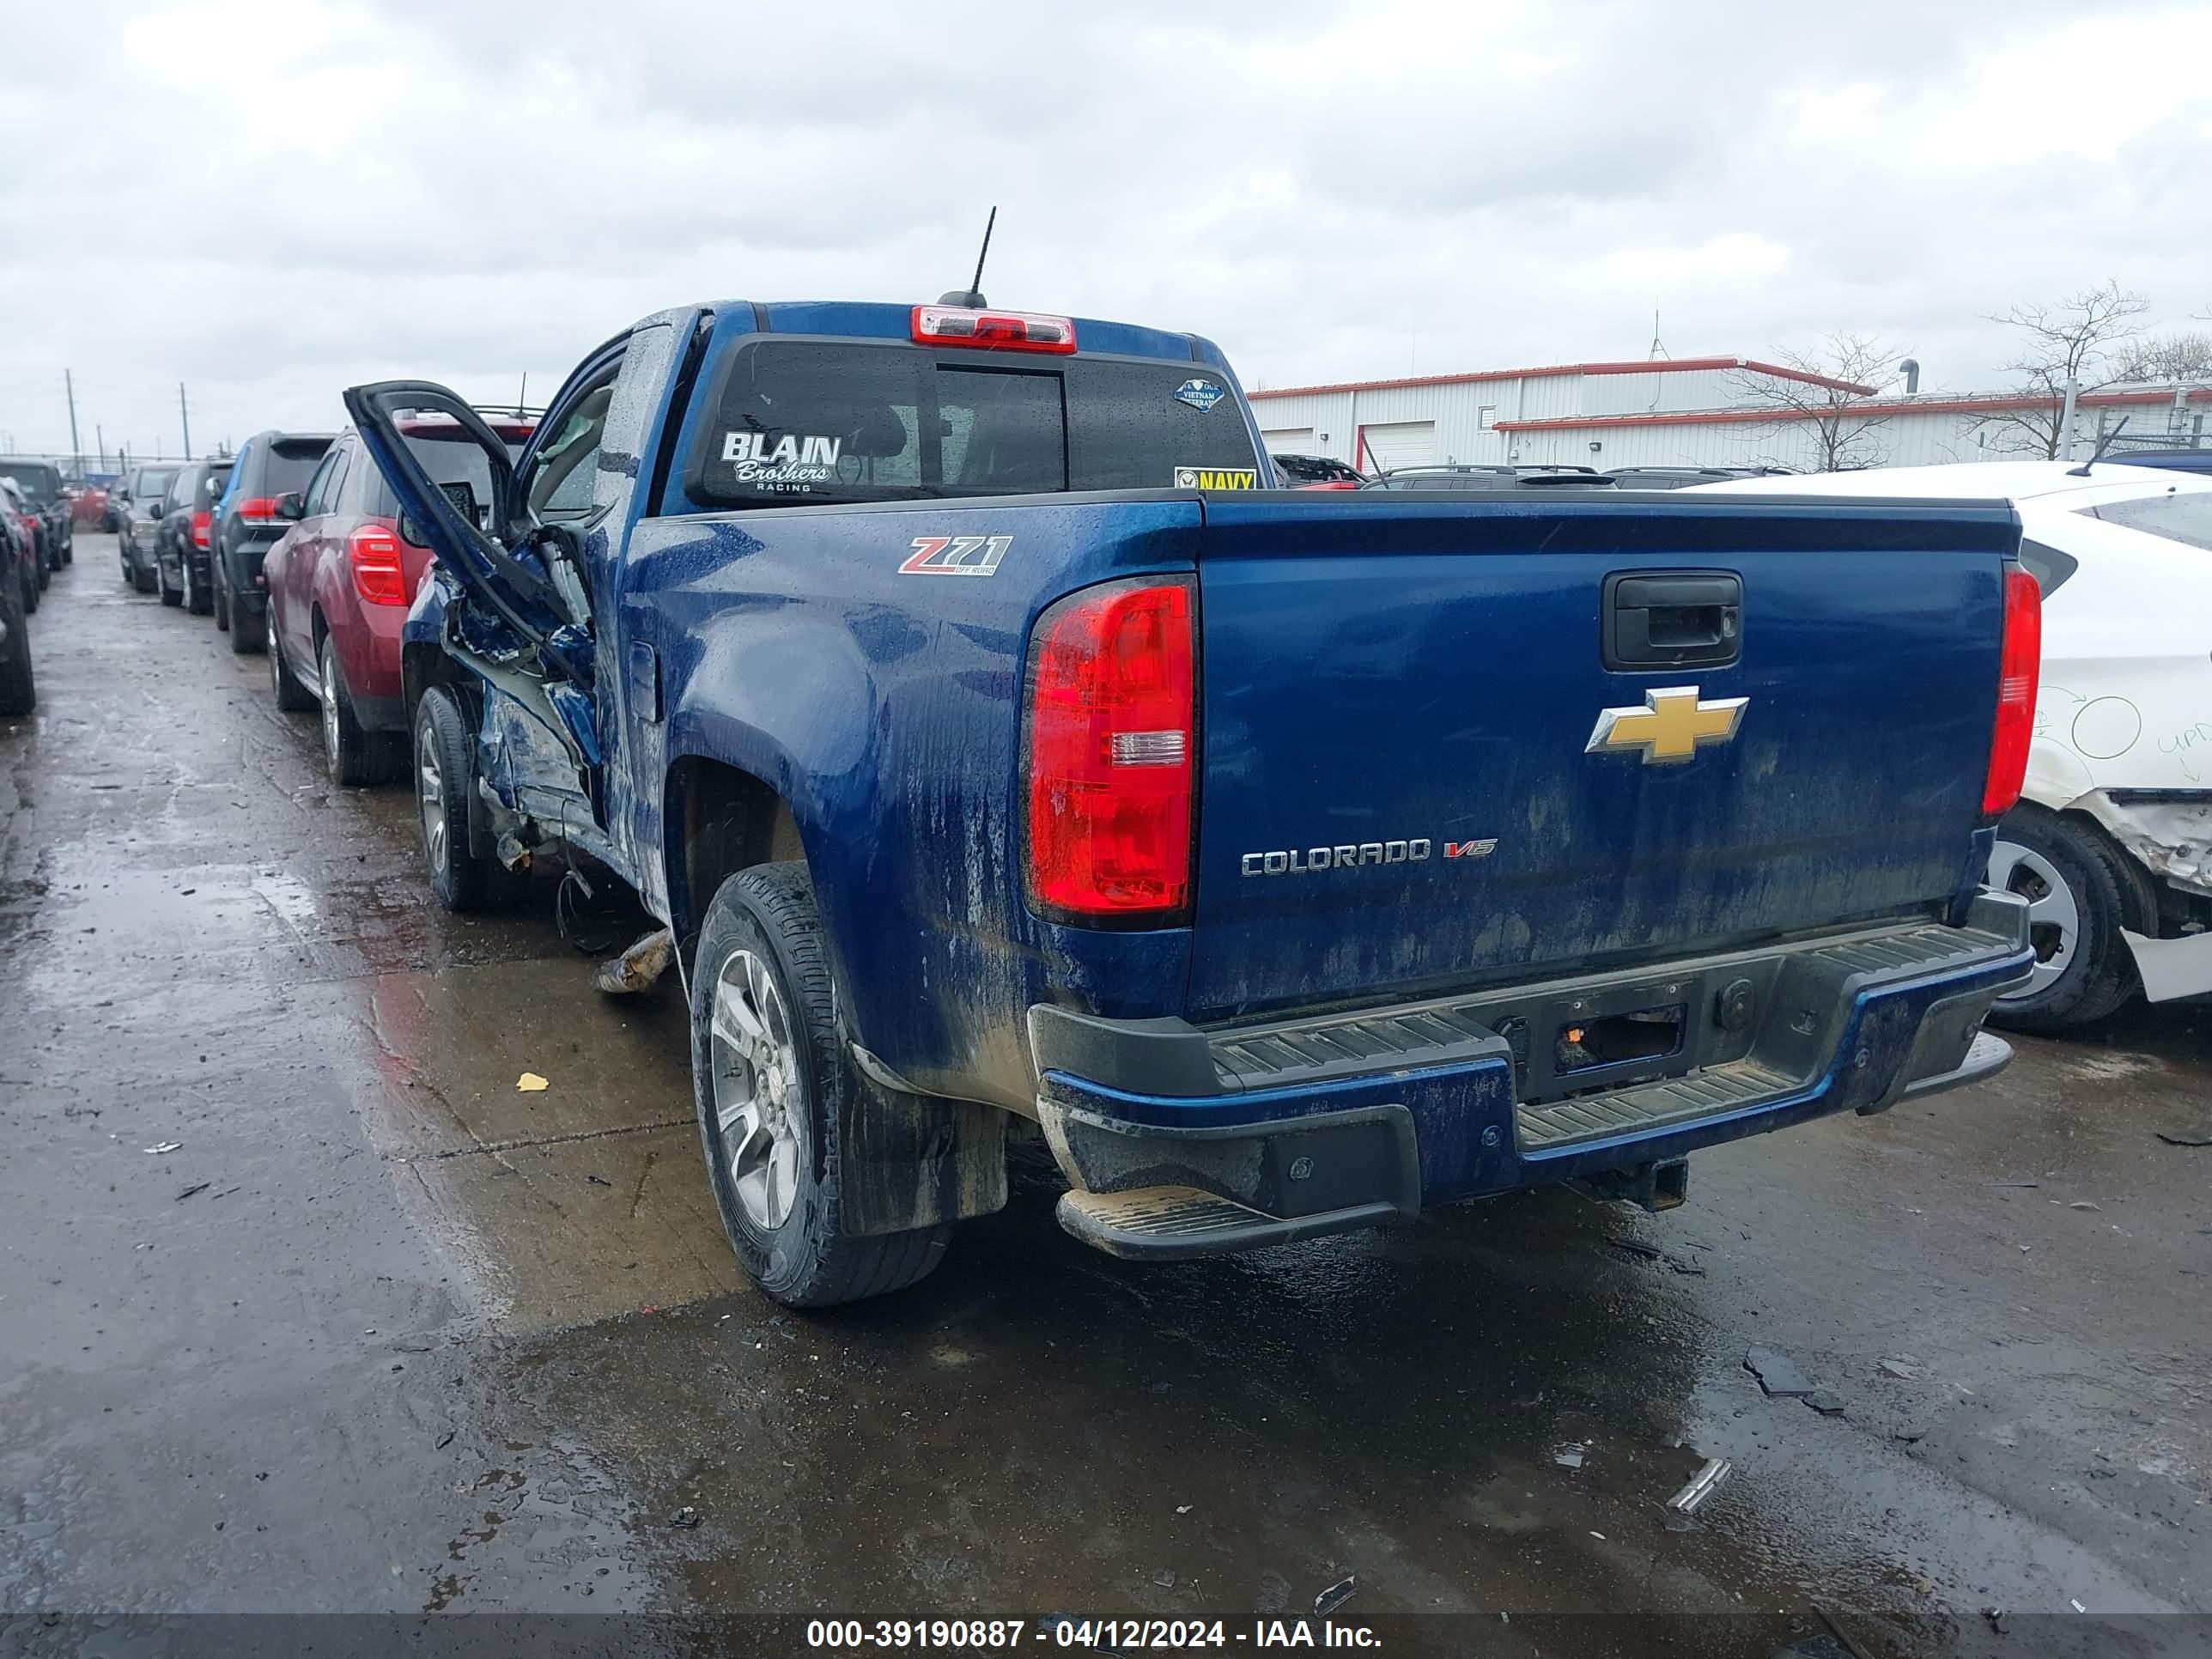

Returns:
344,296,2039,1306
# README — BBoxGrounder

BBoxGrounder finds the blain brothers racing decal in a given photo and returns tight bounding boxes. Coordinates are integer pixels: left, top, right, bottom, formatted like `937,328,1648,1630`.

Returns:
1241,836,1496,876
1174,377,1226,412
1173,465,1261,489
720,430,843,494
899,534,1012,577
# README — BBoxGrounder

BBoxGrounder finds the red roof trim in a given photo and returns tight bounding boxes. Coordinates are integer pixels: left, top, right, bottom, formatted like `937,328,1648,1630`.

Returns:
1495,387,2212,432
1250,356,1876,400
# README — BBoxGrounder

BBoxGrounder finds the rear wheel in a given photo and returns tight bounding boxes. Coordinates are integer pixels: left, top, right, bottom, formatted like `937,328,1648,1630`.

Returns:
185,556,212,616
269,626,314,711
21,562,37,615
690,862,950,1308
319,635,397,785
412,687,526,911
1985,807,2141,1034
157,555,182,607
214,567,231,632
229,599,265,653
0,566,33,716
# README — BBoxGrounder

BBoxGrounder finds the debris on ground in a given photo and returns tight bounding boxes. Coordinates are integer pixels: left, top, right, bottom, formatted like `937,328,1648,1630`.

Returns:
1988,1179,2039,1188
593,927,674,995
1667,1456,1731,1515
1552,1443,1585,1469
2154,1124,2212,1146
1744,1347,1815,1398
2067,1200,2102,1211
1609,1237,1662,1261
1812,1601,1877,1659
1807,1390,1848,1417
1893,1427,1926,1443
516,1073,549,1093
143,1142,181,1155
174,1182,210,1202
435,1431,455,1449
1313,1576,1357,1616
669,1506,701,1529
585,1174,612,1187
1876,1358,1924,1380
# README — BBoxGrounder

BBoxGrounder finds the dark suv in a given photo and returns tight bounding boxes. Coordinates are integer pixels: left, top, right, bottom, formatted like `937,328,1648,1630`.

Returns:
0,460,73,568
153,459,233,613
116,463,180,592
211,430,332,651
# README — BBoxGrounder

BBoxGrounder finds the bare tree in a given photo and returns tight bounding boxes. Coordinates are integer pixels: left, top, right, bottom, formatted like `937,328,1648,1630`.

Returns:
1727,333,1903,471
1978,281,2151,458
2110,330,2212,385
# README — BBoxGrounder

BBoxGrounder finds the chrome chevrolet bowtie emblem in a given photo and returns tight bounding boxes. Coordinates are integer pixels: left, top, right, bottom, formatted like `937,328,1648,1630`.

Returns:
1586,686,1747,764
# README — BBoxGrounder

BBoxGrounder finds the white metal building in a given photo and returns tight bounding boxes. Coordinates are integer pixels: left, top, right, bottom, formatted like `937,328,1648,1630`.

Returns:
1249,360,2212,473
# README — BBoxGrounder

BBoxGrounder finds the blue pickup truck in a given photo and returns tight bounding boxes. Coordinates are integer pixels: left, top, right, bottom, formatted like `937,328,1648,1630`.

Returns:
345,296,2042,1306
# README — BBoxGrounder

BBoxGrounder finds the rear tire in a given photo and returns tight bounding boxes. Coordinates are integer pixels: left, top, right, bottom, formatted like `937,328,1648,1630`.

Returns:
269,627,314,711
185,557,212,617
690,861,950,1308
319,635,397,786
214,569,231,632
132,556,157,595
21,565,37,615
158,556,182,607
412,687,527,911
1985,806,2141,1034
0,567,33,717
230,603,265,653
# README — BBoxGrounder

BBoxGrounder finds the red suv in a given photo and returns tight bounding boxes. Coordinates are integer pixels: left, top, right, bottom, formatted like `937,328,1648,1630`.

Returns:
264,414,532,783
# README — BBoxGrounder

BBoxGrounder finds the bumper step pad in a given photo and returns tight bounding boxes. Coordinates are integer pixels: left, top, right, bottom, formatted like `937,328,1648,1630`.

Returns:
1056,1185,1400,1261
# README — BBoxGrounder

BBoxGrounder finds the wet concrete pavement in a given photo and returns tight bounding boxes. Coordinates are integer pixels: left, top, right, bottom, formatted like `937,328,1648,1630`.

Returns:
3,538,2207,1656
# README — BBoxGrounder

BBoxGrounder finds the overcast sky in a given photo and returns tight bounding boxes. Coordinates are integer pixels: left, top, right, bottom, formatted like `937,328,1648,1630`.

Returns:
3,0,2208,463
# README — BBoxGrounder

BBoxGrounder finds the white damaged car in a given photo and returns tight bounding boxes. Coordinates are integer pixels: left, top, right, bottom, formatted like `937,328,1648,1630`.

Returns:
1697,460,2212,1031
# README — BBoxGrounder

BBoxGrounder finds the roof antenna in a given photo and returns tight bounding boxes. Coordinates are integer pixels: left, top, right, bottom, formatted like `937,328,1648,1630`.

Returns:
939,206,997,308
517,372,527,419
2068,413,2130,477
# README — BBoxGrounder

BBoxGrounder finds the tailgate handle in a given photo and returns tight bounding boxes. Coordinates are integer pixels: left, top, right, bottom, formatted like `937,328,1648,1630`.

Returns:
1604,571,1741,670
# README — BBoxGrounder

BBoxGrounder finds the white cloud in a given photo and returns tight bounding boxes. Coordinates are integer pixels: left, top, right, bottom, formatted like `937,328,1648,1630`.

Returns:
1,0,2207,460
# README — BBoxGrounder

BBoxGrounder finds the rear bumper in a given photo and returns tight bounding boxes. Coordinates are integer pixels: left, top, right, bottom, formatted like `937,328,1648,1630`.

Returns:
1032,895,2033,1260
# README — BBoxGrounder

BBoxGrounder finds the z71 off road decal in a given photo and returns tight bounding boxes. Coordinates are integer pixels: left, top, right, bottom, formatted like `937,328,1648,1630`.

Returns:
899,534,1012,577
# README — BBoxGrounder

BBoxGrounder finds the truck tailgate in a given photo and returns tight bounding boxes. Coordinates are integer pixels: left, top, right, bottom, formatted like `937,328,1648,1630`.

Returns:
1188,493,2020,1018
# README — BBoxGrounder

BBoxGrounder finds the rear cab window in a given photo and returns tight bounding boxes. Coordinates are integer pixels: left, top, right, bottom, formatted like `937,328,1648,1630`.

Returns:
672,339,1261,513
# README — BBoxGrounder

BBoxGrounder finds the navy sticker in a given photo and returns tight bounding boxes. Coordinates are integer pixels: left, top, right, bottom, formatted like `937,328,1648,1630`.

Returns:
1173,379,1225,412
1173,466,1260,489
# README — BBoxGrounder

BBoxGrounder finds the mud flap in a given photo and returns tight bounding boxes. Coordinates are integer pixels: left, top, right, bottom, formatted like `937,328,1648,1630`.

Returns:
839,1079,1007,1239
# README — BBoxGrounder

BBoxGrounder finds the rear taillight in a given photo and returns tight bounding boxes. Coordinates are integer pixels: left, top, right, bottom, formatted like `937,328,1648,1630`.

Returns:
912,304,1077,354
1982,563,2041,817
190,509,212,548
348,524,408,606
238,496,281,524
1024,578,1196,922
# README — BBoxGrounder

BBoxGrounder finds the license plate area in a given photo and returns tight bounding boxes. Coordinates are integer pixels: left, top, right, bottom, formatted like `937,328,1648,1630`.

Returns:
1499,974,1719,1104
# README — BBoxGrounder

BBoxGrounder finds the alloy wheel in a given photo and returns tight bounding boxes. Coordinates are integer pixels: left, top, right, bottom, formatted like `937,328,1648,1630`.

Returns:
709,949,802,1231
319,648,342,775
416,723,448,876
1987,837,2080,1002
